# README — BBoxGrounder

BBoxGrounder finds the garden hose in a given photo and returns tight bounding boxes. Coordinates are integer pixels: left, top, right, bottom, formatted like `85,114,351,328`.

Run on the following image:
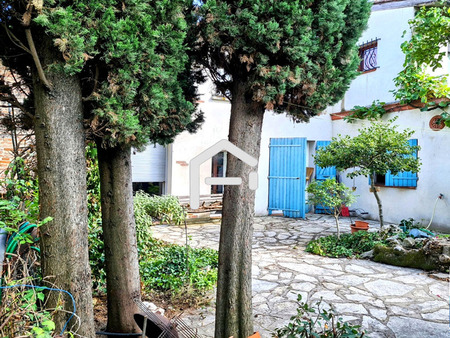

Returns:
5,221,38,258
425,194,444,230
0,284,76,336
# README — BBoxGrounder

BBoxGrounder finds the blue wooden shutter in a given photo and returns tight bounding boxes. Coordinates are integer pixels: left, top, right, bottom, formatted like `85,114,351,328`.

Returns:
390,139,418,187
315,141,336,181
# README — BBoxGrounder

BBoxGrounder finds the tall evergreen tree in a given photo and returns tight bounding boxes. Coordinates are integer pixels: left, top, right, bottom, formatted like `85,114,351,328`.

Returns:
1,0,201,334
191,1,371,337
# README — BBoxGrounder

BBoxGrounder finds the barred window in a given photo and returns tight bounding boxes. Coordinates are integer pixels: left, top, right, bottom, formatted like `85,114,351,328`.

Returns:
358,39,379,72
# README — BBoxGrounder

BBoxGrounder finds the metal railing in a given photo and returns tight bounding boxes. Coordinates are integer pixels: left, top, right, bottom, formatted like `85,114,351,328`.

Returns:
358,38,380,72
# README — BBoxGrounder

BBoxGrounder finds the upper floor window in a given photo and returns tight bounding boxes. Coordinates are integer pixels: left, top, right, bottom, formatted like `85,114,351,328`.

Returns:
358,38,380,73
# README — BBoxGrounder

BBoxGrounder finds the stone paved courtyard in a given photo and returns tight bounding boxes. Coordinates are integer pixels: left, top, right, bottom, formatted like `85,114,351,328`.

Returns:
152,215,450,337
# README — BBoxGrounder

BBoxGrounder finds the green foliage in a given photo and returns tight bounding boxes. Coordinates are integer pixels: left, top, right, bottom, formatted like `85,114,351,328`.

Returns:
274,295,367,338
139,238,218,293
391,4,450,118
401,4,450,72
348,4,450,125
134,192,218,295
314,119,420,227
306,231,385,258
192,0,371,120
306,178,355,238
314,119,421,179
0,283,56,337
0,157,51,256
85,144,106,294
85,161,217,296
1,0,202,148
1,157,39,222
306,178,355,214
393,66,450,105
399,218,422,231
345,100,387,122
134,191,186,226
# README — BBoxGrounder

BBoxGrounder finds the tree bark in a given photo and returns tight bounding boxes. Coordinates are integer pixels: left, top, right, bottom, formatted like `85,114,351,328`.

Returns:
97,144,141,336
371,174,384,229
33,36,95,336
334,212,341,239
215,82,265,338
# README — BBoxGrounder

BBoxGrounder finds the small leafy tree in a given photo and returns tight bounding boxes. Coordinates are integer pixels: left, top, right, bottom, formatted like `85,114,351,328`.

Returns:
314,120,421,229
306,178,355,238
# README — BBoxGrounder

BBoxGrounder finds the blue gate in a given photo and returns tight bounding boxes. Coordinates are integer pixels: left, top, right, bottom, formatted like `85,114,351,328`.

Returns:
268,138,307,218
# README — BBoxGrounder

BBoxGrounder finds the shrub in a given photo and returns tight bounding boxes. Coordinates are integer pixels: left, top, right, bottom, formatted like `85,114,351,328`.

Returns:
274,295,367,338
139,237,218,294
134,193,218,296
134,191,186,225
306,178,356,238
0,280,57,338
306,231,385,258
86,144,106,294
85,146,216,298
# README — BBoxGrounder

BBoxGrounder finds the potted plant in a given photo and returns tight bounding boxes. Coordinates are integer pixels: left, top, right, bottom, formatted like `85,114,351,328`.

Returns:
306,178,356,238
350,220,369,233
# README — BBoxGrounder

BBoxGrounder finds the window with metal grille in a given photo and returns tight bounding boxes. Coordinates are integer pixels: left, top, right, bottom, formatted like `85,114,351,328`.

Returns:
358,39,379,72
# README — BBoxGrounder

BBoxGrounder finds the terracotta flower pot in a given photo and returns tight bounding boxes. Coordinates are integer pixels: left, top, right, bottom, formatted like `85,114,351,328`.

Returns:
351,220,369,234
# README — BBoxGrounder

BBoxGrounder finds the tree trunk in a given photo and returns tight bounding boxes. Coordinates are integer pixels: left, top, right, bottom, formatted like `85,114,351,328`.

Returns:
215,82,265,338
371,174,384,229
33,36,95,336
97,144,141,336
334,212,341,239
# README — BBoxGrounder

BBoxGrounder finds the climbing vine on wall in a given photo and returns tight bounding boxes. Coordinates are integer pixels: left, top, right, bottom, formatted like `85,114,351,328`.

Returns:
347,3,450,127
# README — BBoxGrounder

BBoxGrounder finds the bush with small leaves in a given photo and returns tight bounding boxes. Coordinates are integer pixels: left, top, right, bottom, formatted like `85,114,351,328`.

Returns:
306,231,386,258
134,191,186,226
274,295,368,338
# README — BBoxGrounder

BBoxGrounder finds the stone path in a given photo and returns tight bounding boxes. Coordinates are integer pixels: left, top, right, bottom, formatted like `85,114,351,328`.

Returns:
152,215,449,337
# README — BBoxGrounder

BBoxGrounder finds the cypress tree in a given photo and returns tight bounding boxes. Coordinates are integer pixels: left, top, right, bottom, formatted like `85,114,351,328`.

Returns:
192,1,371,337
0,0,201,334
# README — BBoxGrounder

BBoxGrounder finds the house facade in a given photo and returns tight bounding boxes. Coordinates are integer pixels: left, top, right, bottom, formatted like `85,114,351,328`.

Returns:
131,0,450,231
327,0,450,231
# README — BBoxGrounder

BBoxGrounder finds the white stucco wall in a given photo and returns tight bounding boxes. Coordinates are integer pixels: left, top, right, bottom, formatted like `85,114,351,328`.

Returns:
326,4,450,231
331,110,450,231
169,80,332,214
330,6,414,113
169,81,231,198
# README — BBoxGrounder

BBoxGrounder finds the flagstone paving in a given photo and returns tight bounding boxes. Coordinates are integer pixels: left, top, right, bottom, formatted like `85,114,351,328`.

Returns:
152,215,450,337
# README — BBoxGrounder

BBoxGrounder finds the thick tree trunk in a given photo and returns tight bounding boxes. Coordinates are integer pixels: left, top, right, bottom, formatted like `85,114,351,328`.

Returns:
215,82,265,338
97,144,141,336
33,37,95,336
371,174,384,229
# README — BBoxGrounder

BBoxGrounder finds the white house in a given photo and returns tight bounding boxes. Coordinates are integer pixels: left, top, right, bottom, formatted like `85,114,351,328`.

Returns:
131,0,450,231
327,0,450,231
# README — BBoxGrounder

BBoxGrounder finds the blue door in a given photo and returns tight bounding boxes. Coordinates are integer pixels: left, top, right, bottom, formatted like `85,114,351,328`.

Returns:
268,138,307,218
